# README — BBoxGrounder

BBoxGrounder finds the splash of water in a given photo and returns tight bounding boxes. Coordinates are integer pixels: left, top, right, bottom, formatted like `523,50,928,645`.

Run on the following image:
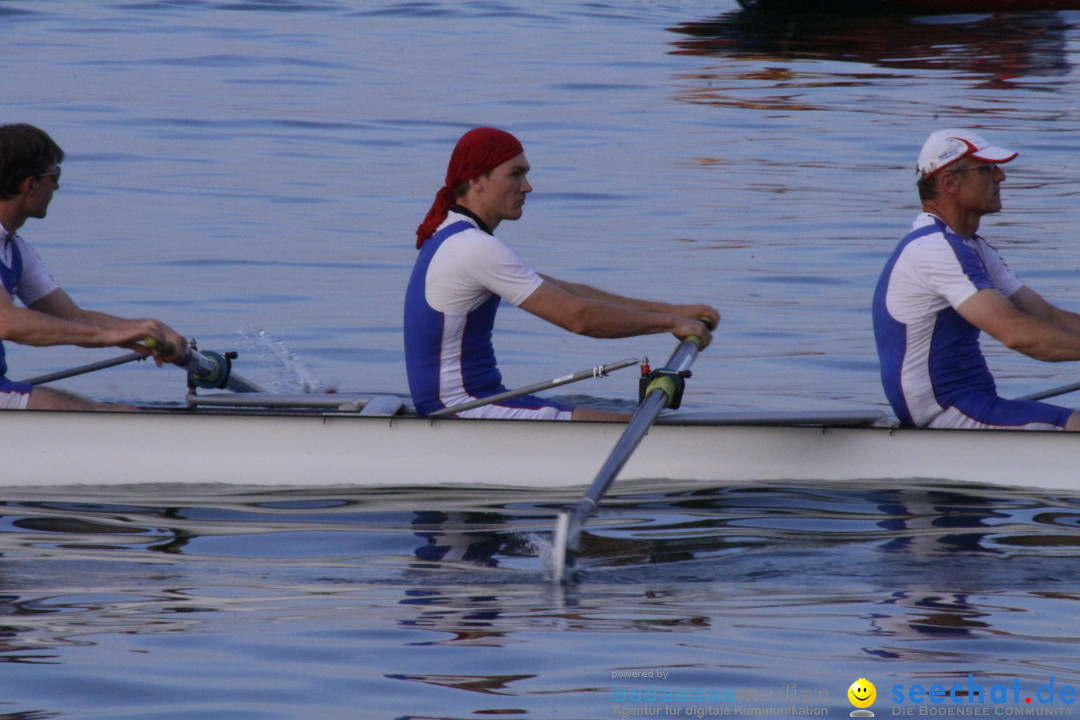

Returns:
239,328,325,394
525,531,566,582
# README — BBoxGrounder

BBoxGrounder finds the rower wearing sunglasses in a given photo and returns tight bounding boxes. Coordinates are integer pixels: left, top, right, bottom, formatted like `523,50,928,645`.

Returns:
874,129,1080,431
0,123,187,410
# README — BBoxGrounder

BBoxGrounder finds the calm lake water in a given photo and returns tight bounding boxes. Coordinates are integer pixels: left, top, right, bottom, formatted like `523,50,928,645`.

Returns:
6,1,1080,718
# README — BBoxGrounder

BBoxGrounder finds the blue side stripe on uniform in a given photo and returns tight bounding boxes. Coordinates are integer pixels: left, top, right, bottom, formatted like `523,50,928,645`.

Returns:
873,222,942,426
0,240,24,379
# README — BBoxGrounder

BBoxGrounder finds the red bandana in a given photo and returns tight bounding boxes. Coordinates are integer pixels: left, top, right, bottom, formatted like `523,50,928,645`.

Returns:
415,127,524,248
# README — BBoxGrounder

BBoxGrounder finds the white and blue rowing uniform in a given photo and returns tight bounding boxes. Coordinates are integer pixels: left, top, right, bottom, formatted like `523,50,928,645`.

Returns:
404,210,573,420
873,213,1071,430
0,230,60,408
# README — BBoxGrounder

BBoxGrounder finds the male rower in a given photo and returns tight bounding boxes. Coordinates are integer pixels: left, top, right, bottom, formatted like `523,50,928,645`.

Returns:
873,128,1080,431
0,123,187,410
405,127,719,420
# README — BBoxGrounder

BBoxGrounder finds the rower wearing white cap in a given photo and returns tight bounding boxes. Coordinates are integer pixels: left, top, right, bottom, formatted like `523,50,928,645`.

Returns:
873,129,1080,431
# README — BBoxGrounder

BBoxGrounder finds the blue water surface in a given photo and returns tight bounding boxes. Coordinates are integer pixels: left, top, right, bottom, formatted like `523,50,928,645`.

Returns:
5,1,1080,718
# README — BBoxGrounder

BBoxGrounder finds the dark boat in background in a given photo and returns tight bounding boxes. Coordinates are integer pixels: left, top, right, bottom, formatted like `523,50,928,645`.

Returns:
674,3,1070,87
737,0,1080,12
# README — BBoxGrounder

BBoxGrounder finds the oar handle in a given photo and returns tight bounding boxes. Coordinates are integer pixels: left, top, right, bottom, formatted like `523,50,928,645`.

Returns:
684,316,716,349
674,317,714,354
143,337,177,357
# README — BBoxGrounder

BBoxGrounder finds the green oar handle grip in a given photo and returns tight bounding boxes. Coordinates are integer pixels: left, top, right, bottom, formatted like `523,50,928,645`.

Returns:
684,317,715,350
143,337,177,357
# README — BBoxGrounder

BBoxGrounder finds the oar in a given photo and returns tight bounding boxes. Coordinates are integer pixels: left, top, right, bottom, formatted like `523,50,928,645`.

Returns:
1016,381,1080,402
20,338,195,386
182,348,266,393
147,338,266,394
550,331,707,582
429,357,642,417
19,351,149,386
19,339,264,395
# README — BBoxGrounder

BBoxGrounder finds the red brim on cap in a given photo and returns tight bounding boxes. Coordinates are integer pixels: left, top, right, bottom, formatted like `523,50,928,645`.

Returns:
969,147,1018,164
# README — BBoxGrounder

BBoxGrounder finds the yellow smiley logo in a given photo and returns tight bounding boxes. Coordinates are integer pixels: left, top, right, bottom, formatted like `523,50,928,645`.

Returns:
848,678,876,709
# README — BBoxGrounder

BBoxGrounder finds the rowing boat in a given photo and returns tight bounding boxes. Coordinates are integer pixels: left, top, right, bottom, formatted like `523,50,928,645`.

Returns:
737,0,1080,12
5,395,1079,495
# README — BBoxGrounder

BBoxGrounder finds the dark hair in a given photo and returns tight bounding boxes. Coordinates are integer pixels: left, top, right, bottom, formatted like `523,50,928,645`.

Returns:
917,174,939,202
0,124,65,200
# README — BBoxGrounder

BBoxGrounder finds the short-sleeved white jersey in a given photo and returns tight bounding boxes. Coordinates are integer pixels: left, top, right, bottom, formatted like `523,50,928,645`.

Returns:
404,212,571,419
873,213,1022,426
1,231,60,306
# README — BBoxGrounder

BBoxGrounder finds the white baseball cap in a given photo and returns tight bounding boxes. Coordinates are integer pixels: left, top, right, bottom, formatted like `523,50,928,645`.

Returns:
916,129,1017,179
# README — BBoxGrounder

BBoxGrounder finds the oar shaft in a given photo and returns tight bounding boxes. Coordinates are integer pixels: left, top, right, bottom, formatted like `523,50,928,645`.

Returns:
20,351,148,386
665,336,702,375
563,388,669,548
141,337,263,392
183,349,266,393
561,336,703,555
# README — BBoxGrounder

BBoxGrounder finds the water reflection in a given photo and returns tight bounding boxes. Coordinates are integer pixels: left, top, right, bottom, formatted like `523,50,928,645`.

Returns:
411,511,534,567
385,670,534,696
4,487,1080,662
871,591,989,641
387,485,1080,656
668,9,1072,87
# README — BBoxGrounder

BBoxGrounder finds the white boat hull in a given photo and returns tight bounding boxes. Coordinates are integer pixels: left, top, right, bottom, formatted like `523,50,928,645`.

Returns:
5,406,1079,495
